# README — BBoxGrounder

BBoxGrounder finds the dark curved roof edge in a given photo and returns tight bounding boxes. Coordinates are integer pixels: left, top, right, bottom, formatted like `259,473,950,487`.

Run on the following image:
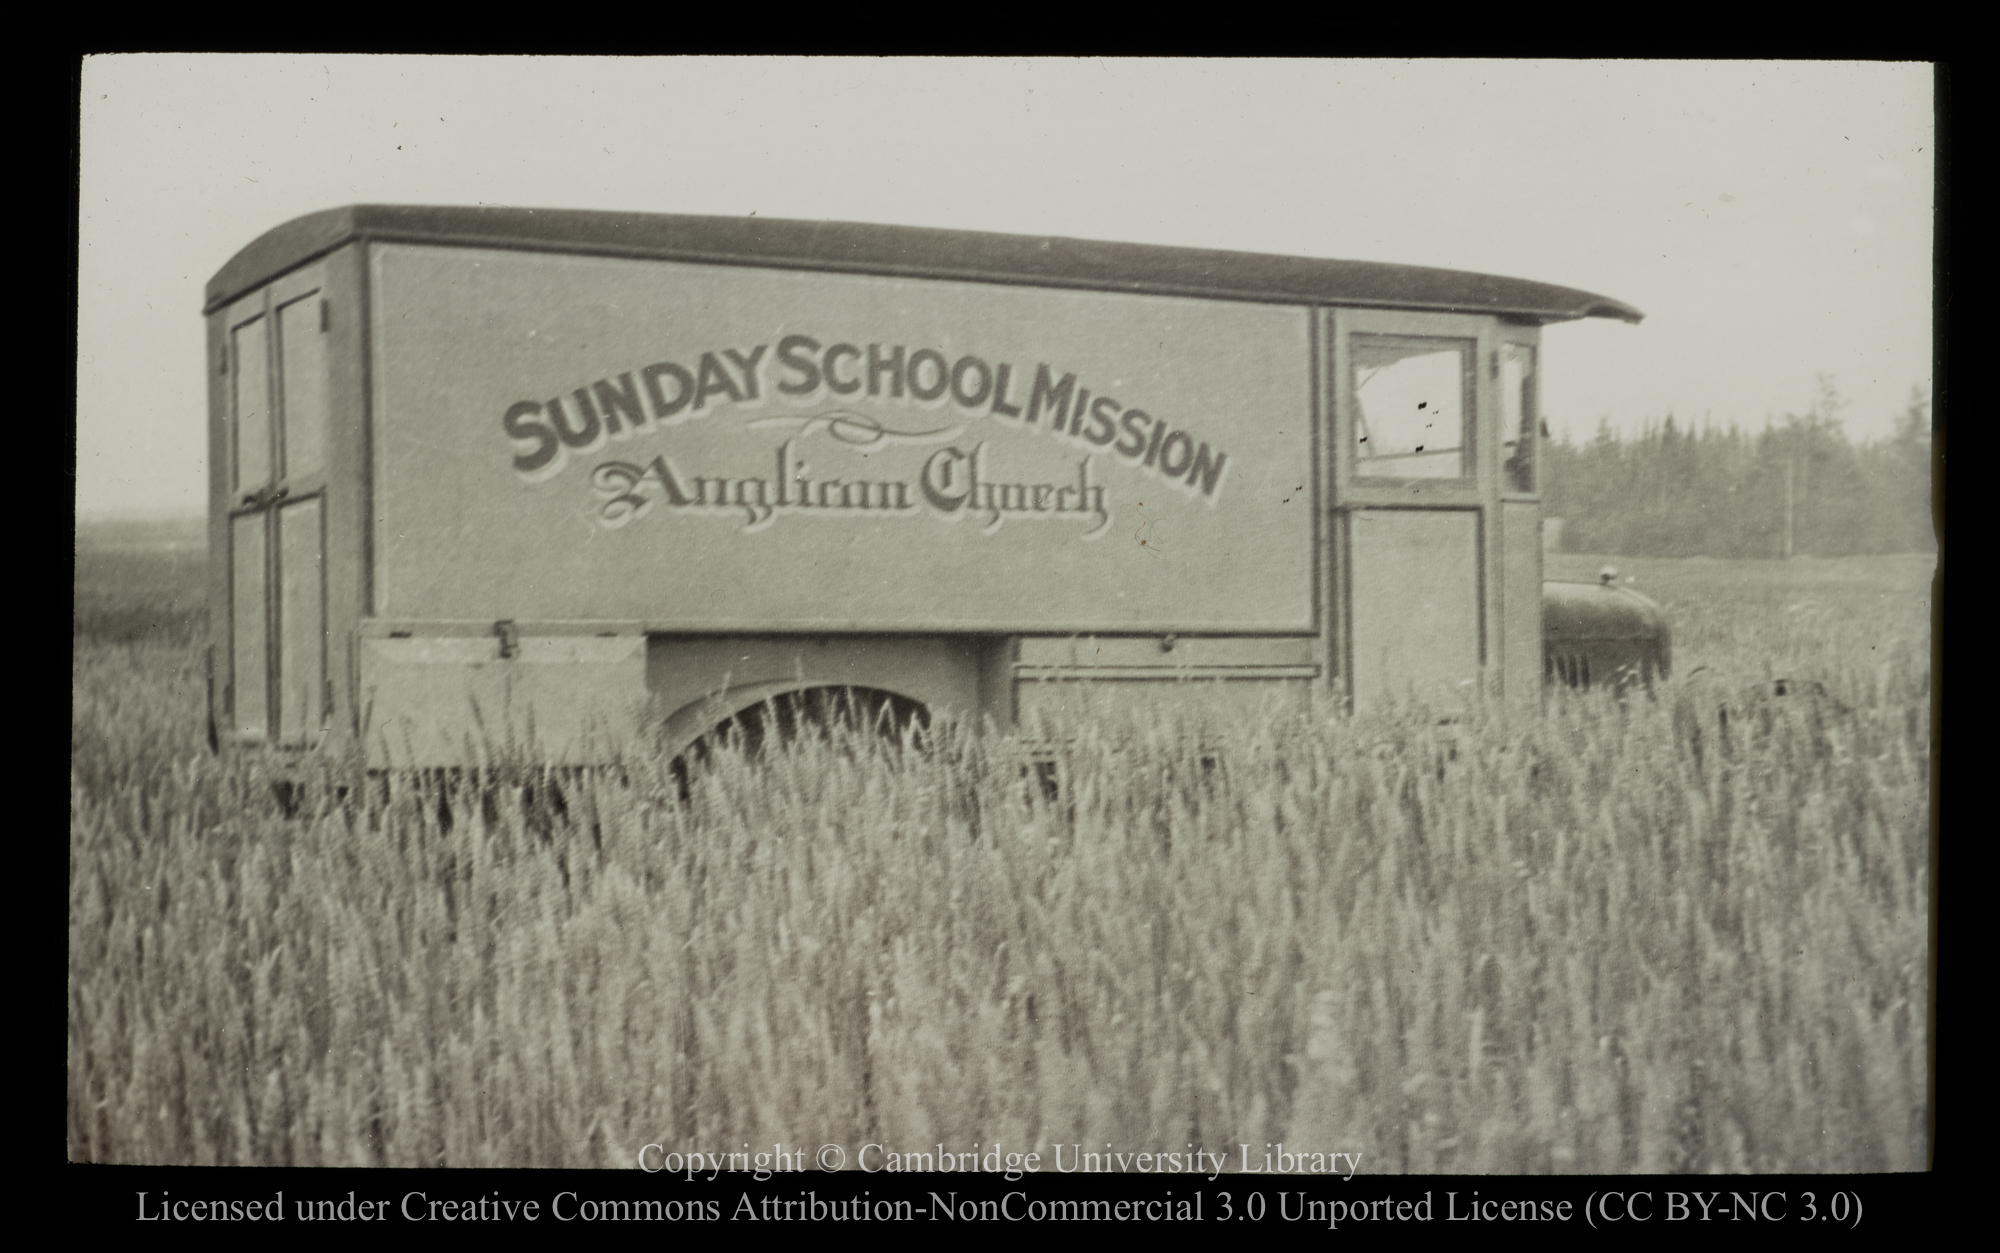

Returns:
205,204,1643,325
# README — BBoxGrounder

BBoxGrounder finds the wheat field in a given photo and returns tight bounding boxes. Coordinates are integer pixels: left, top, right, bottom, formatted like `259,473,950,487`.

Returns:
69,525,1933,1172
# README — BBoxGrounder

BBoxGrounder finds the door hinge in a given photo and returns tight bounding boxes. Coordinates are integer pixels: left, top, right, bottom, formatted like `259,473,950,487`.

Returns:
320,299,330,333
495,619,520,660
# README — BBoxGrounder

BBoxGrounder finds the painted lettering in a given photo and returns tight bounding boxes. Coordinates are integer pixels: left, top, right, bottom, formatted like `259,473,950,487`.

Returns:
943,444,1111,537
990,362,1024,419
1140,415,1167,468
842,480,900,509
649,455,695,505
548,390,604,451
1113,403,1148,458
823,343,862,395
694,352,744,410
730,477,774,529
951,355,993,410
868,343,906,398
1027,364,1076,429
592,445,1109,538
589,455,694,528
1071,387,1093,436
908,349,949,402
593,373,647,437
590,461,651,527
505,401,561,477
776,335,823,395
1081,400,1118,446
723,345,769,400
642,361,695,418
1074,455,1110,536
1186,442,1229,499
921,446,971,515
509,332,1231,508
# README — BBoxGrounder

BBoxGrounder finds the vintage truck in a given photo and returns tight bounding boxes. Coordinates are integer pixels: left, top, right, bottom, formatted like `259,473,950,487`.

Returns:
1543,570,1673,692
205,205,1663,765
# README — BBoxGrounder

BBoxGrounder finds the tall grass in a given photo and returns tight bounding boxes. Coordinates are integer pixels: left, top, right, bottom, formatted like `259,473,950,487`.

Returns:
70,540,1931,1171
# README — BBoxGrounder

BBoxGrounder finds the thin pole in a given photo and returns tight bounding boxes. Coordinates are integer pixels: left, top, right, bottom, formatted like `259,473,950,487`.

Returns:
1783,457,1795,560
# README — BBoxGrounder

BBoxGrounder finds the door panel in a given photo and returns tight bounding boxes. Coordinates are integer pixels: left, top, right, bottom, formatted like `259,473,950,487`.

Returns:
224,267,332,747
277,498,325,744
277,293,328,481
1348,509,1481,709
231,314,271,494
231,512,269,737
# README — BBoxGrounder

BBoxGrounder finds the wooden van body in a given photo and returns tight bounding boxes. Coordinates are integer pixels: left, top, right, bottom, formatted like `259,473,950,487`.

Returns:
205,206,1642,765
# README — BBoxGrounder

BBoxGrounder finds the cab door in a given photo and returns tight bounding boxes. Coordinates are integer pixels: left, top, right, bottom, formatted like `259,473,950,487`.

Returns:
222,266,331,747
1331,308,1496,710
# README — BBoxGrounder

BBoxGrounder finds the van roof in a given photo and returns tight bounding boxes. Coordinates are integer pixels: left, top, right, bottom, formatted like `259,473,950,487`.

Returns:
206,204,1644,324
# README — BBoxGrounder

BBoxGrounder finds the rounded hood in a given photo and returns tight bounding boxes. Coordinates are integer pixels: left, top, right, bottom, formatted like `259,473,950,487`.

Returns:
1543,580,1673,684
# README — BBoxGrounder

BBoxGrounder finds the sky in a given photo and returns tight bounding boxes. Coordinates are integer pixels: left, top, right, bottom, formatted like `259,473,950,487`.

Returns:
76,56,1934,518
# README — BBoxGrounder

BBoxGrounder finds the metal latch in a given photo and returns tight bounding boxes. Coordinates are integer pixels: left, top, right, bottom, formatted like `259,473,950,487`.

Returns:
495,619,520,659
238,484,290,509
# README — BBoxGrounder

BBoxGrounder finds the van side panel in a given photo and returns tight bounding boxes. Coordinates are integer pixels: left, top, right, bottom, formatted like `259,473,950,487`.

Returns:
321,243,372,752
365,244,1315,635
360,634,646,767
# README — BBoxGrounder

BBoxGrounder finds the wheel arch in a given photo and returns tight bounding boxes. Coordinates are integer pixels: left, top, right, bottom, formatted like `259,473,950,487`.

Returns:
658,679,935,760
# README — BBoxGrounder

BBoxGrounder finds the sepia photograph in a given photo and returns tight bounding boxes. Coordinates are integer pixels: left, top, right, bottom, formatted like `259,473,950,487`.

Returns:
74,56,1934,1203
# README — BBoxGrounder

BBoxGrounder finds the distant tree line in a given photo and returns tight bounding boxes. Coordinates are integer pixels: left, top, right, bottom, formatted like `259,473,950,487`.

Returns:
1543,382,1936,557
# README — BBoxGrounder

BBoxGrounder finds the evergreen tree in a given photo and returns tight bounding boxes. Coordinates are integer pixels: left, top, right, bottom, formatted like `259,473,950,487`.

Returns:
1541,381,1935,558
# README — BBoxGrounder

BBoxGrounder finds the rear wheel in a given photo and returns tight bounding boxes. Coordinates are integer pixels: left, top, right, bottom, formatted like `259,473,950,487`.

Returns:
670,686,931,798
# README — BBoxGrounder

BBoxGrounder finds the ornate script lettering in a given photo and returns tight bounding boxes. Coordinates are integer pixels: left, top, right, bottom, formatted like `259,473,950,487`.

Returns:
590,437,1111,538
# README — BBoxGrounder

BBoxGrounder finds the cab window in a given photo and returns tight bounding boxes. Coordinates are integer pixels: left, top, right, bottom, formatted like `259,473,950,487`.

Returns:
1351,336,1472,480
1500,342,1537,494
